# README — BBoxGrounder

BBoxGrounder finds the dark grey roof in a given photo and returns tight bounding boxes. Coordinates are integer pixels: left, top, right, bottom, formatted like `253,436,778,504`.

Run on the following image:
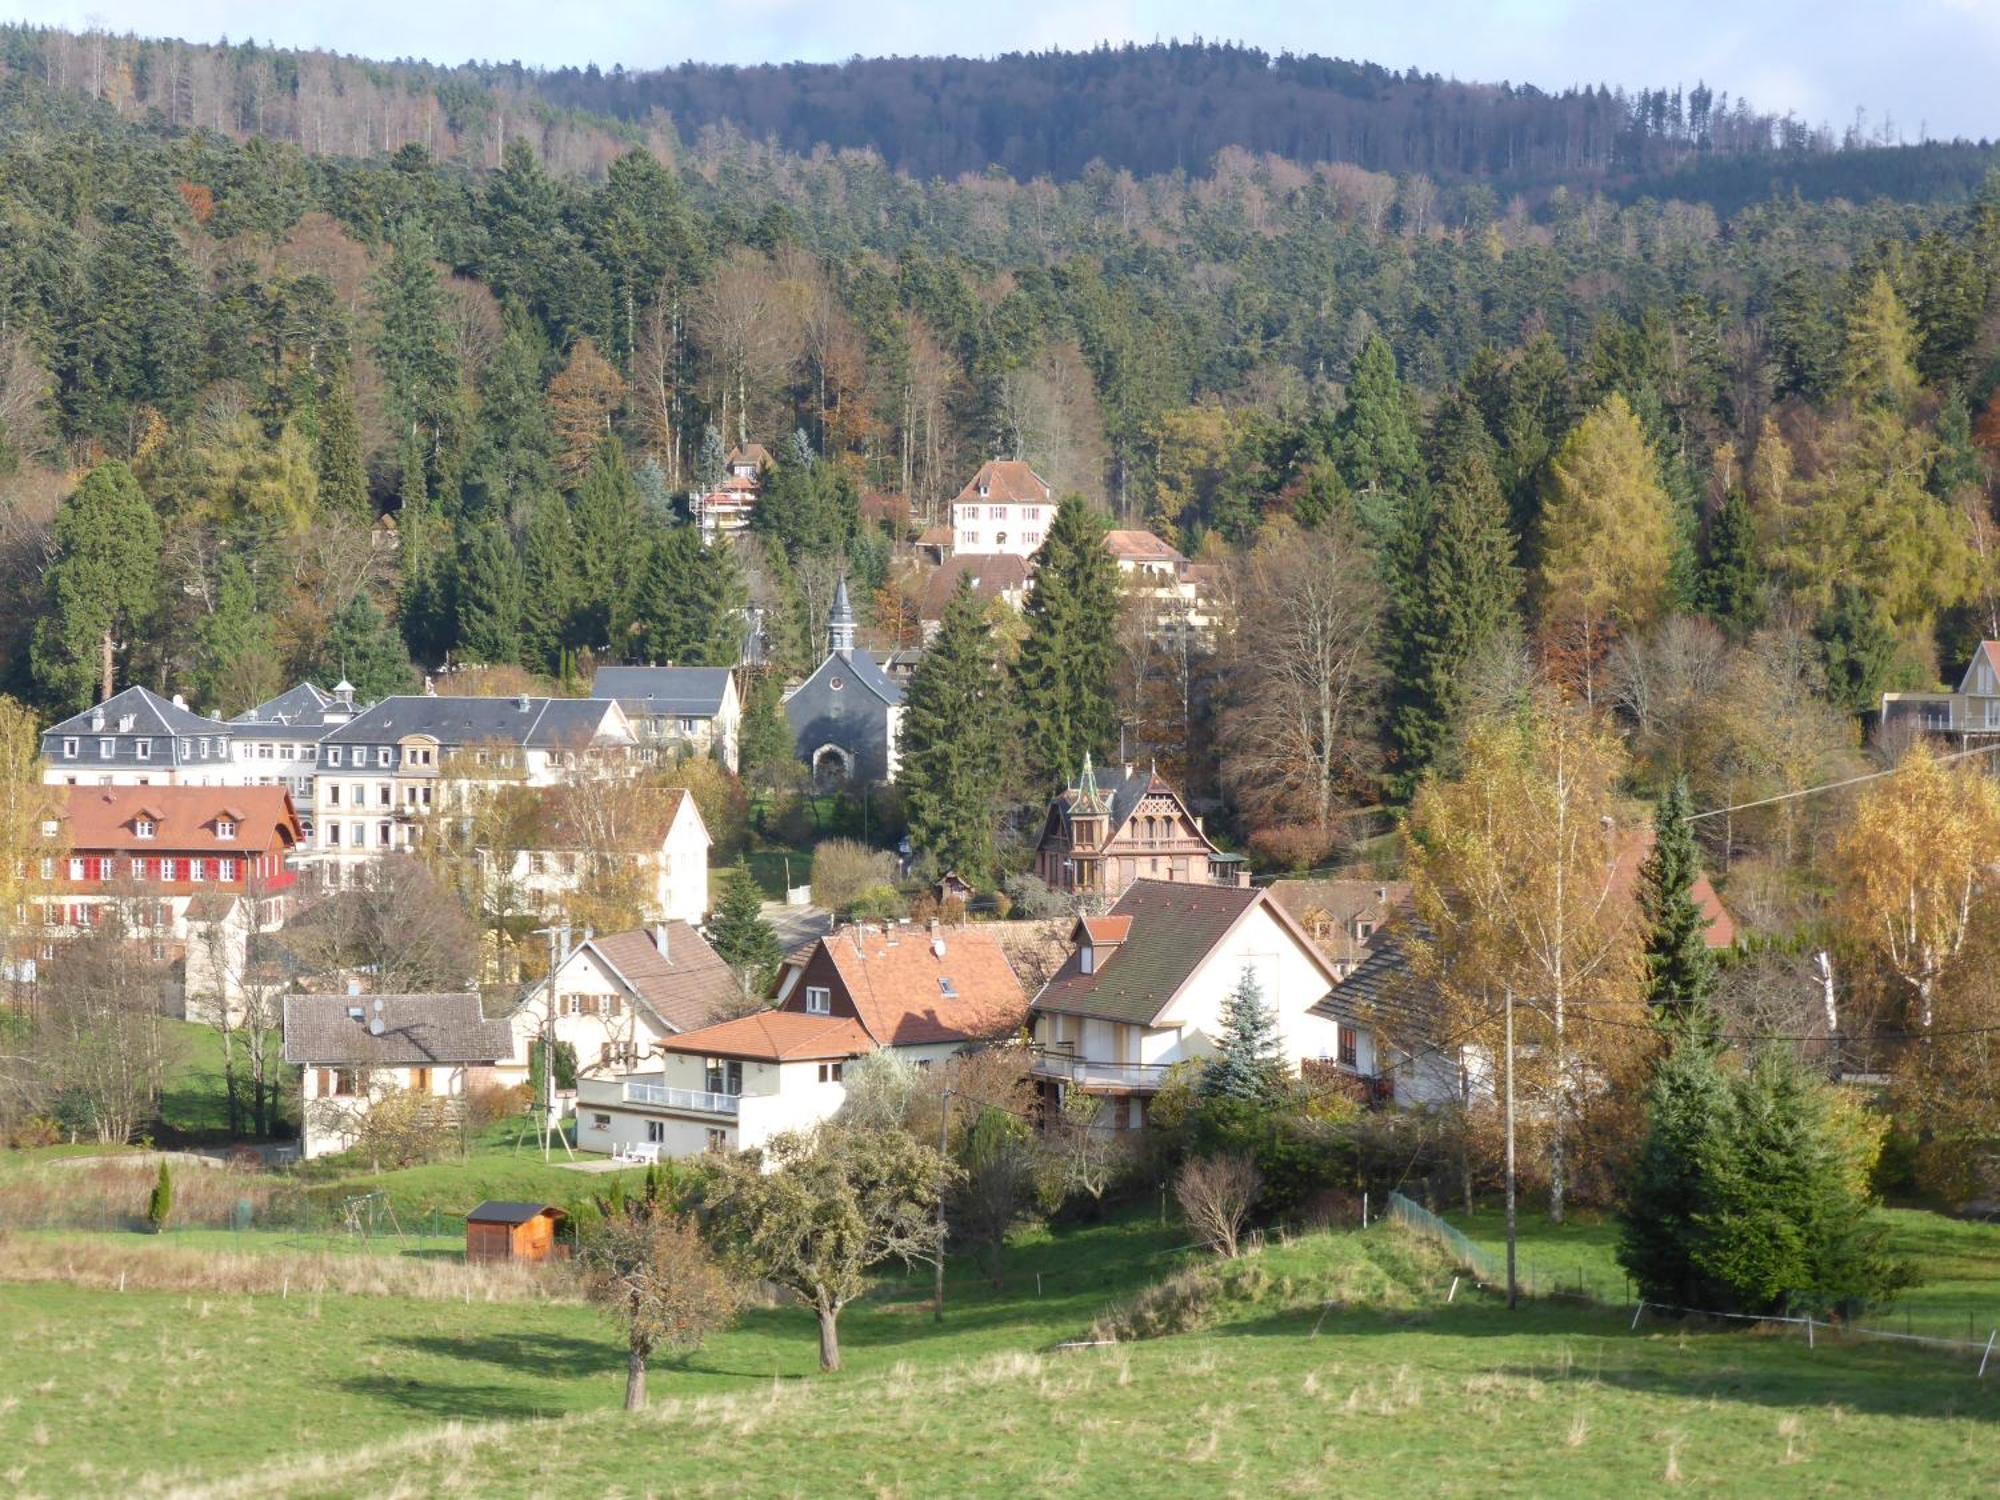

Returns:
831,647,903,706
236,682,334,723
42,687,234,771
320,695,628,749
282,992,512,1066
1033,880,1271,1025
1308,927,1442,1044
231,683,363,742
591,666,732,717
467,1201,564,1224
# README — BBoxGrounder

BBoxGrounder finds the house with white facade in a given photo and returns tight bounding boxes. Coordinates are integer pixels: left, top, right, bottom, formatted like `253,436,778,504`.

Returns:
1106,529,1218,641
952,460,1055,558
1028,880,1397,1130
42,686,253,788
283,992,513,1159
228,682,365,846
484,786,712,927
590,667,741,772
501,921,743,1087
690,443,774,543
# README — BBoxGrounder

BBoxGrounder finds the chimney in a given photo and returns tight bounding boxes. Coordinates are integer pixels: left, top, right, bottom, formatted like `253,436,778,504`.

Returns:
517,694,532,712
652,923,670,959
171,693,186,710
346,977,362,997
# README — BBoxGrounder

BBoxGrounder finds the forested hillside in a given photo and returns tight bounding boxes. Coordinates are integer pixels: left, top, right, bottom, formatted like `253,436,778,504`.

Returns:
4,22,2000,888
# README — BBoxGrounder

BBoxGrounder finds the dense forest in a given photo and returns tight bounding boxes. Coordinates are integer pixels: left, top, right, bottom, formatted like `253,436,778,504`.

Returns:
5,23,2000,902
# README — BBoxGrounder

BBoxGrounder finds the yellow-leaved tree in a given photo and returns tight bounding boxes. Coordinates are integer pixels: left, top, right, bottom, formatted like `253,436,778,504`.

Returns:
1407,691,1647,1222
1836,739,2000,1032
1535,393,1674,705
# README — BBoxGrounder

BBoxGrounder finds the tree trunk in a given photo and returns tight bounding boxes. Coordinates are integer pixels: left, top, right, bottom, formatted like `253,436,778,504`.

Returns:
624,1346,648,1411
816,1305,842,1372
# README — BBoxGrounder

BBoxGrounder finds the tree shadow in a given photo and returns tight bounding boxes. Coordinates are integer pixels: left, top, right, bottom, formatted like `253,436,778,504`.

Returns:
390,1331,626,1376
336,1372,562,1423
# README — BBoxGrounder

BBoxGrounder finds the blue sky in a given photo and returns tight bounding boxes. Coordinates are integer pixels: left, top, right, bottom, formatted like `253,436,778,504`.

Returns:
15,0,2000,142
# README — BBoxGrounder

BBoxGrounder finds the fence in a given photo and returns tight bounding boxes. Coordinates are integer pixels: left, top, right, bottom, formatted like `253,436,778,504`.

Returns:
1384,1191,2000,1377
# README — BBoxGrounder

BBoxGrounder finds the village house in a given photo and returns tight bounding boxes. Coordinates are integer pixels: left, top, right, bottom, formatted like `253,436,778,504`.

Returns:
309,694,636,877
1105,528,1218,641
1029,880,1395,1130
783,578,905,786
228,682,366,846
689,443,773,543
952,460,1055,558
480,785,713,930
503,921,744,1088
41,686,255,788
917,553,1032,638
283,991,513,1160
581,921,1028,1161
1267,879,1412,980
590,666,742,771
1881,641,2000,742
1033,756,1247,901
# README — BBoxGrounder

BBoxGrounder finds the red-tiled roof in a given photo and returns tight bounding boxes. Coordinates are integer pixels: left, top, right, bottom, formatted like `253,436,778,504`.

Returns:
62,785,301,854
955,460,1052,505
1079,916,1132,945
1104,529,1186,565
586,924,740,1034
1609,828,1737,949
819,924,1028,1046
658,1010,875,1063
919,553,1031,621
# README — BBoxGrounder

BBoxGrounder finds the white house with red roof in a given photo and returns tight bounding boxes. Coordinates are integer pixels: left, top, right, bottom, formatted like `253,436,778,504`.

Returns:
953,460,1055,558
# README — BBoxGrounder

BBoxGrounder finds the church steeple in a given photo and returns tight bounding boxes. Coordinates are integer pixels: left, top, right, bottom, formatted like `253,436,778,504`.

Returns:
828,575,857,655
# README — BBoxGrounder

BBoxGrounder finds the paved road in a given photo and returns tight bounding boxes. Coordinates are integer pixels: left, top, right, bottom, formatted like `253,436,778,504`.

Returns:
763,900,832,955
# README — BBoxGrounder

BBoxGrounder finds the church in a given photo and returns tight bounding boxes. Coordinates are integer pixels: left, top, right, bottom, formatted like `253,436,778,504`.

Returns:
783,578,905,786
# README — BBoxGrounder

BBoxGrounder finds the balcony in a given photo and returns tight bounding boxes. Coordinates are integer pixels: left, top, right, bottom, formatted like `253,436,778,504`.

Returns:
622,1080,741,1115
1030,1051,1172,1092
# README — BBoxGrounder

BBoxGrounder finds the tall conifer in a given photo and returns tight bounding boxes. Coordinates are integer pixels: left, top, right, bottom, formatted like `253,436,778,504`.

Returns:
1012,497,1120,788
902,578,1009,883
1637,777,1719,1030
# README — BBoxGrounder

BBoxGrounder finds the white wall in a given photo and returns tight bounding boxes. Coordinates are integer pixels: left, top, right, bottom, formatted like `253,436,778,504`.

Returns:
1151,905,1344,1071
500,944,676,1085
298,1061,471,1159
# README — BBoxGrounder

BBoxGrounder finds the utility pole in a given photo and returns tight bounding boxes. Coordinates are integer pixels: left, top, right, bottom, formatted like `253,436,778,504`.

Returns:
934,1087,952,1324
1504,984,1518,1312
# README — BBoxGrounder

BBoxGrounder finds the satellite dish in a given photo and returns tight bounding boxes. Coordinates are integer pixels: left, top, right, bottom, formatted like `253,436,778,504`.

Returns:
368,1019,384,1036
931,937,947,960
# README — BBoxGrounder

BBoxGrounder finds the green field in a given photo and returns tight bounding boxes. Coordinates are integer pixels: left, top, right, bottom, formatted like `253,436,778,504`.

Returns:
3,1208,1999,1497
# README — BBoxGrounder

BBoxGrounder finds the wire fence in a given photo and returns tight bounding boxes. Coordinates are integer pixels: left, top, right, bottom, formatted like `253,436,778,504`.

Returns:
1385,1192,2000,1378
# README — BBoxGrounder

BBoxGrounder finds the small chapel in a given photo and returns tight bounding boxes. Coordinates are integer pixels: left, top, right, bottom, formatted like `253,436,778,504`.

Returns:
783,578,906,786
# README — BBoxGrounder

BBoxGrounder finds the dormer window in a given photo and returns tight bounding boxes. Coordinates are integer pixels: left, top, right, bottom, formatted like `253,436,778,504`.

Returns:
215,820,236,841
135,739,151,760
133,819,156,839
98,739,114,759
117,715,134,733
1079,946,1096,975
326,747,342,766
61,738,77,759
39,819,57,839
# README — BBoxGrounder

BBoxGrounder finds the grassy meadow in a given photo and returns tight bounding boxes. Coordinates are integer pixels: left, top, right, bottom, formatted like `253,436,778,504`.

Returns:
1,1205,1998,1497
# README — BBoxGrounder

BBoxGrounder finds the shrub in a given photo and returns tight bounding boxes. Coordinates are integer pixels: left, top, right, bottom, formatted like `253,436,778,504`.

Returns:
848,884,906,921
1002,873,1071,920
145,1160,173,1234
809,838,899,914
1175,1152,1263,1258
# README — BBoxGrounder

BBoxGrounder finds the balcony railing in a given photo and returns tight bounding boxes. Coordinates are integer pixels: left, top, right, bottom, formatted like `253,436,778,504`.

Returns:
622,1081,740,1115
1030,1052,1172,1091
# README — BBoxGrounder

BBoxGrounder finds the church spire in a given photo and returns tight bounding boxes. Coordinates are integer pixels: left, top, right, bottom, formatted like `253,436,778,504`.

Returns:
828,575,856,654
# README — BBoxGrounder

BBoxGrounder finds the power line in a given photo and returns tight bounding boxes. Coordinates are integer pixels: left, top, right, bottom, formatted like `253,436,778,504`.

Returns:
1686,737,2000,823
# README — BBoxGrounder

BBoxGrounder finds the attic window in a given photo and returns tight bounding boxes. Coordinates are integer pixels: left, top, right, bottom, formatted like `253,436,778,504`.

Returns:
215,820,237,841
828,676,845,692
938,977,958,1000
133,818,156,840
805,986,831,1015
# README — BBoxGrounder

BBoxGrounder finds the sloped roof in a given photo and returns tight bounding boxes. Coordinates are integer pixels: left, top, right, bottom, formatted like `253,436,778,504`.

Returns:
803,647,904,706
728,443,774,471
510,786,701,855
591,667,732,717
45,685,229,739
63,785,302,853
1268,879,1412,964
282,992,511,1067
1959,641,2000,694
1033,880,1285,1025
1104,529,1186,565
659,1010,875,1063
1608,828,1737,949
233,682,335,724
322,695,629,749
916,524,954,548
816,924,1027,1047
467,1201,566,1225
955,460,1052,505
1053,763,1210,847
1078,916,1132,945
583,924,739,1034
1307,926,1443,1046
919,554,1031,622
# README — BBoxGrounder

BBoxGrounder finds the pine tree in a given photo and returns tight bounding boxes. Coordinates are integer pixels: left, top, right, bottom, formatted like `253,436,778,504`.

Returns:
193,556,279,717
454,519,525,665
1200,967,1287,1105
1637,778,1719,1030
697,423,727,488
315,369,369,517
572,438,646,650
463,322,558,519
708,863,782,998
519,492,581,674
1388,393,1520,794
1814,584,1898,713
1616,1034,1735,1309
31,461,163,709
738,672,796,789
1012,496,1120,788
319,591,417,702
374,222,462,460
901,578,1009,883
1696,489,1765,640
1840,270,1920,411
1334,333,1421,550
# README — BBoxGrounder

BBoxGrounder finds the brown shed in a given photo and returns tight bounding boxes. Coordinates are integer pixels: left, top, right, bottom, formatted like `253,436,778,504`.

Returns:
465,1201,567,1263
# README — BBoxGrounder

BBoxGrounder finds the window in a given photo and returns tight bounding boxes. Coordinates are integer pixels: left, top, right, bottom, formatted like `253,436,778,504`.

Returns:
1338,1025,1358,1068
805,985,831,1015
377,784,391,807
130,858,147,881
257,744,272,760
680,717,701,734
99,738,114,759
61,738,77,759
645,1120,666,1144
326,783,341,807
938,977,958,999
564,994,583,1016
704,1058,744,1096
377,822,391,847
960,530,978,546
198,738,211,759
706,1128,729,1152
596,995,621,1018
1026,507,1042,522
988,504,1006,519
1024,532,1041,545
219,858,237,881
135,739,150,760
319,1068,357,1097
377,747,392,767
215,819,235,840
327,747,343,767
68,857,84,881
39,857,53,881
190,859,206,883
327,823,341,846
591,1112,612,1131
134,818,155,839
817,1062,844,1083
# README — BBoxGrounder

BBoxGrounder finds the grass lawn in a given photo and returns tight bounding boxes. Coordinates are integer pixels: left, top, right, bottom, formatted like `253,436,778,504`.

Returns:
5,1213,1998,1497
154,1020,291,1141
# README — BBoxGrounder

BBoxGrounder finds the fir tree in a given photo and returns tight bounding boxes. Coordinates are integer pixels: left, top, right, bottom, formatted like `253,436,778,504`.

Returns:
1334,333,1422,550
572,437,646,650
319,591,417,702
697,423,727,488
1012,496,1120,788
146,1159,173,1233
1388,393,1519,795
315,369,369,517
1814,584,1898,713
463,322,558,518
1696,489,1765,639
519,492,581,674
454,519,525,665
31,461,163,709
738,672,796,789
1200,967,1287,1105
708,863,782,998
374,222,462,459
1637,778,1719,1031
901,577,1009,883
193,555,278,717
1616,1034,1735,1309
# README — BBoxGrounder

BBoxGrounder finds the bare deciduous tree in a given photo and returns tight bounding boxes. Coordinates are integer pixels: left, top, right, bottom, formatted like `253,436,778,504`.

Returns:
1175,1152,1263,1258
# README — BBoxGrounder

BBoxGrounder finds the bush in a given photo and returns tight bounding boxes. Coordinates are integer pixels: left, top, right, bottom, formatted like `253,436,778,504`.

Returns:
1246,823,1341,872
1002,873,1070,919
809,838,899,914
146,1160,173,1233
1175,1152,1262,1258
848,885,906,921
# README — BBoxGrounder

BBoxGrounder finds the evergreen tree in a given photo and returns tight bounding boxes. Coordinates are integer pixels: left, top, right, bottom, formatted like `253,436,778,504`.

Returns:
697,424,727,488
454,519,525,665
572,438,646,650
31,462,163,710
738,671,796,788
463,321,558,520
1696,489,1765,639
1840,270,1920,411
319,591,417,702
315,369,370,517
708,863,782,997
1814,584,1898,713
374,222,462,462
1012,496,1121,787
1388,393,1520,794
146,1159,173,1233
192,556,279,717
901,578,1009,883
1335,333,1422,550
519,492,582,674
1616,1034,1736,1309
1637,778,1719,1030
754,445,859,560
1200,967,1287,1105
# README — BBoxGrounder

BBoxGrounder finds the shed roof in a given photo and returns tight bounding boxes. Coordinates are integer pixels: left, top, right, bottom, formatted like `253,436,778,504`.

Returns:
466,1201,566,1225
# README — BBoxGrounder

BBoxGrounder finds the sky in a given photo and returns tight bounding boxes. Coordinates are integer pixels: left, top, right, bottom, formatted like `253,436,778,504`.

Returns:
14,0,2000,143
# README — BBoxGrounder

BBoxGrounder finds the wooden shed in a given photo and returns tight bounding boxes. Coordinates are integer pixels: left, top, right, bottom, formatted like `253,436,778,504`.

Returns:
465,1201,567,1263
